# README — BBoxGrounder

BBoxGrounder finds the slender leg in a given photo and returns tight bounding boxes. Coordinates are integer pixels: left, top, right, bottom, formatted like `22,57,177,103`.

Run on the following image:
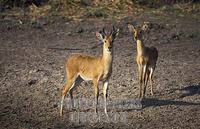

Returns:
142,65,147,98
69,77,83,109
149,68,154,96
103,81,109,117
60,77,76,116
93,79,99,114
69,88,74,108
138,64,143,98
145,69,150,86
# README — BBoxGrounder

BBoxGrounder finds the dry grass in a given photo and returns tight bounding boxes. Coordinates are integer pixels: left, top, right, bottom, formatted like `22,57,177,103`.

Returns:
0,0,199,22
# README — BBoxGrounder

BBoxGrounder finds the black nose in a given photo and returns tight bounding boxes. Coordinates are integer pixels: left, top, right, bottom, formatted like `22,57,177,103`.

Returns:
134,36,138,40
108,46,112,51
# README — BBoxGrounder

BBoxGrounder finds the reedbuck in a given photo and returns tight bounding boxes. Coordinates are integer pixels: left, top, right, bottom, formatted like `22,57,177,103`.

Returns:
60,27,119,116
128,22,158,98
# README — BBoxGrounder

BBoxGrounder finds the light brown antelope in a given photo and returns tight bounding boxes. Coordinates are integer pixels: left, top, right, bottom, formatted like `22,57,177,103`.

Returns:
128,22,158,98
60,27,119,116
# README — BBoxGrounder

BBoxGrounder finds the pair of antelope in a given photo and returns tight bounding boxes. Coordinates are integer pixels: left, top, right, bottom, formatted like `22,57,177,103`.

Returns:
60,22,158,116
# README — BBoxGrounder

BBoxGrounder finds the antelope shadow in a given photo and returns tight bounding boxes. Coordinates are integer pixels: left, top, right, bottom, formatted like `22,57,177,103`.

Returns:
141,97,200,108
142,83,200,108
178,83,200,97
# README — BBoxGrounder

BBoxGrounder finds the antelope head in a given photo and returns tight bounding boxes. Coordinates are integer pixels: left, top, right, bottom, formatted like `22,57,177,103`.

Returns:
96,26,119,53
128,22,149,41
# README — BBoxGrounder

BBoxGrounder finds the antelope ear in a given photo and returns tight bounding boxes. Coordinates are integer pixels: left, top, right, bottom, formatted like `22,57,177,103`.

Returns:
96,32,104,41
113,28,119,38
128,24,135,32
141,22,149,31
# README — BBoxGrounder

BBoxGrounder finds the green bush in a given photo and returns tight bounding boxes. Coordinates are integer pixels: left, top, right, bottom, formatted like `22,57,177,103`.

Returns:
131,0,198,8
0,0,48,10
86,7,109,18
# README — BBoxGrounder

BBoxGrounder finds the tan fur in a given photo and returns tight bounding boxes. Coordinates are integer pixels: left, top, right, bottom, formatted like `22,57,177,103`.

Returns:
60,27,119,116
128,23,158,98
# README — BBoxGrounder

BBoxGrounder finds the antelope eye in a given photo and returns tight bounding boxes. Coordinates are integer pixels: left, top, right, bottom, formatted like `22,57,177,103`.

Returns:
104,40,107,43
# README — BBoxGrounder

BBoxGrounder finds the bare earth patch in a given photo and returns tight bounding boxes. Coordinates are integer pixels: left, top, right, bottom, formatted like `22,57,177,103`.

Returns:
0,12,200,129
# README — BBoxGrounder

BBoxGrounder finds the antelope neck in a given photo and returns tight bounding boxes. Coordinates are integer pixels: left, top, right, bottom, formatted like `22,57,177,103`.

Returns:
136,39,145,55
102,47,113,66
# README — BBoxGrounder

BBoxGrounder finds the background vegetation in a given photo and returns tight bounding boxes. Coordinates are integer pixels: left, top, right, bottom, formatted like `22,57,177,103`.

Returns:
0,0,200,22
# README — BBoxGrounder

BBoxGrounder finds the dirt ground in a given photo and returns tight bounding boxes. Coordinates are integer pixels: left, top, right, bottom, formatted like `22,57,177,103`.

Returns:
0,11,200,129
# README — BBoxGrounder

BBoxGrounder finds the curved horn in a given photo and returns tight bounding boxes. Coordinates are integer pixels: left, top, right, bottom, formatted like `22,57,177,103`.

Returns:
112,26,116,35
109,26,114,35
113,26,115,31
102,27,106,35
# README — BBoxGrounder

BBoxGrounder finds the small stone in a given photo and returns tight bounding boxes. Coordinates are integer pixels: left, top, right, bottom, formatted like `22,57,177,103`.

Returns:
53,104,58,108
28,79,37,86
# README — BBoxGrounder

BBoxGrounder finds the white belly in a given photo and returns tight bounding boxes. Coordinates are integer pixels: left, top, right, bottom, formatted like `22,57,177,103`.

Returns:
79,74,92,81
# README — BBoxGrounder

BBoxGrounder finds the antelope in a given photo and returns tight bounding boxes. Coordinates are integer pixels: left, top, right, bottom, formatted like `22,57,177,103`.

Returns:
128,22,158,98
60,27,119,116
